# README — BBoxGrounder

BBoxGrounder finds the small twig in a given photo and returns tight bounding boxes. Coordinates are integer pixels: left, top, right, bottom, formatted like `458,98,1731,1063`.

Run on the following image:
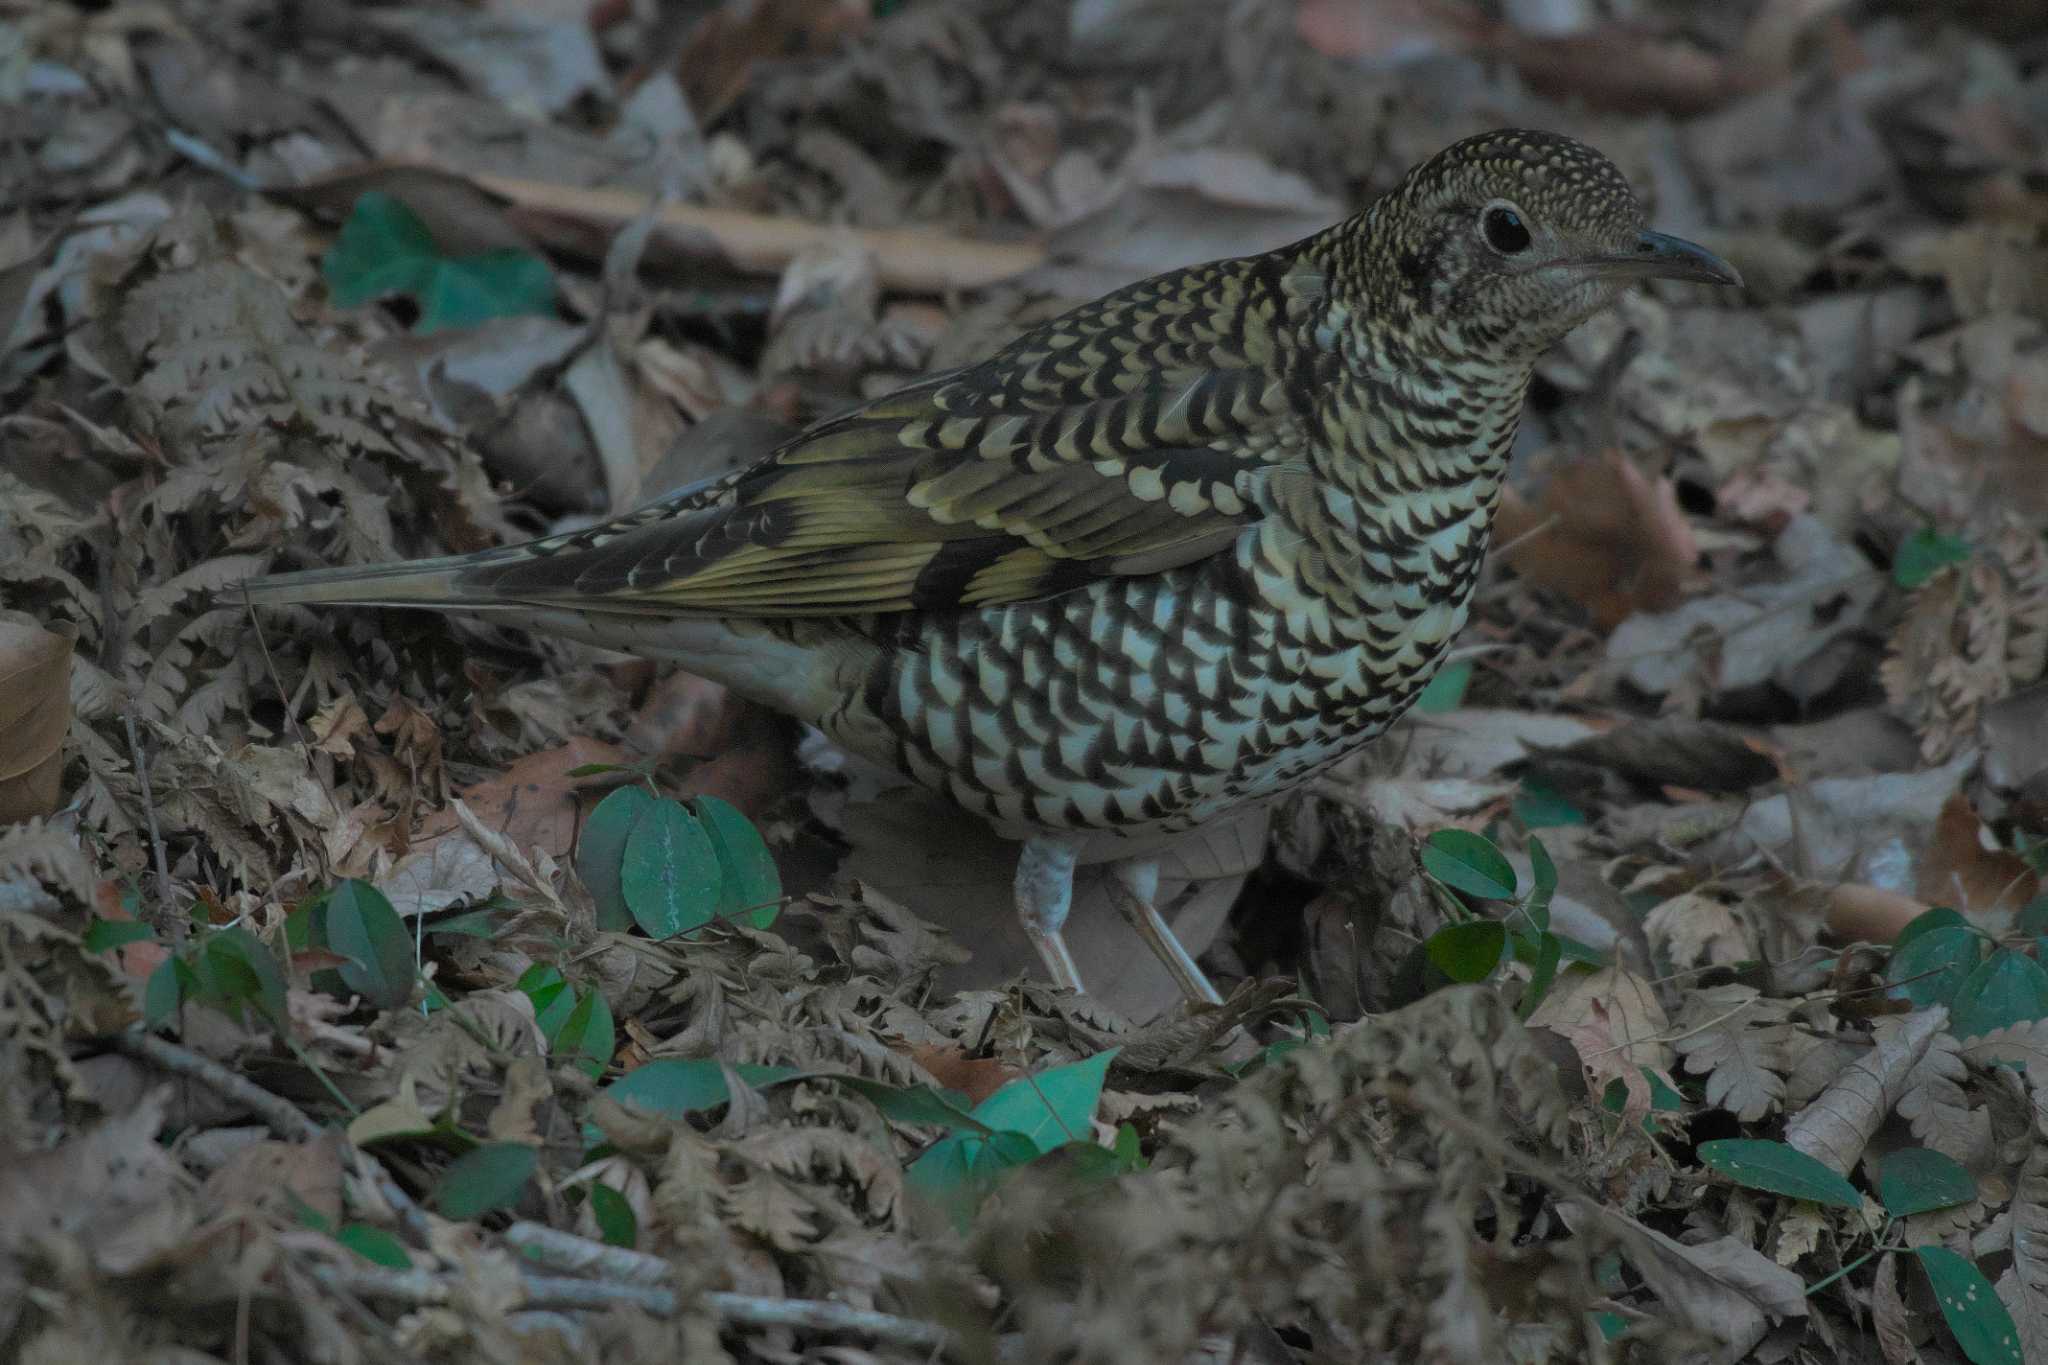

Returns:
312,1258,956,1350
505,1222,668,1284
113,1030,321,1142
121,712,177,933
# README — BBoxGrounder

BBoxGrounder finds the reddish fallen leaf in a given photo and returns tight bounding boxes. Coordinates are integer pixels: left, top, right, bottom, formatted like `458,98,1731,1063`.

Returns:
669,0,870,124
1495,450,1700,630
673,697,795,822
1916,791,2038,915
416,737,633,859
907,1043,1017,1107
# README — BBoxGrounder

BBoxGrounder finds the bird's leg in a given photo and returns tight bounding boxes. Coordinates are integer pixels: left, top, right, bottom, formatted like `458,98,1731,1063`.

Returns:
1105,859,1224,1005
1015,837,1085,992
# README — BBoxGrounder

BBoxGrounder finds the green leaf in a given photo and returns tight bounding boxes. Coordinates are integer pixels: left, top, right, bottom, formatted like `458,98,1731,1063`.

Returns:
1915,1246,2024,1364
1893,528,1972,590
589,1183,637,1249
323,192,554,333
197,926,290,1030
974,1049,1118,1153
325,879,414,1010
578,785,655,933
602,1058,800,1119
1526,836,1558,925
433,1143,537,1220
1425,920,1507,982
1516,931,1563,1020
1696,1139,1862,1209
1421,829,1517,900
554,987,615,1081
84,917,155,953
1878,1148,1978,1218
1414,659,1471,714
336,1224,412,1268
517,964,574,1037
2018,893,2048,938
692,795,782,929
143,956,185,1028
1896,905,1970,949
620,799,721,939
905,1129,1040,1230
832,1078,987,1133
1886,924,1985,1010
1513,780,1586,830
1948,949,2048,1041
904,1050,1121,1229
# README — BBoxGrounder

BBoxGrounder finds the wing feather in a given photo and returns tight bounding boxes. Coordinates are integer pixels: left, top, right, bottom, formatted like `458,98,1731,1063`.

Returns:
439,251,1315,614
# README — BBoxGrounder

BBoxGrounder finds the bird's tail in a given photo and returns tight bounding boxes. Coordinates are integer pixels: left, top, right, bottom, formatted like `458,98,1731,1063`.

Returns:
236,547,533,611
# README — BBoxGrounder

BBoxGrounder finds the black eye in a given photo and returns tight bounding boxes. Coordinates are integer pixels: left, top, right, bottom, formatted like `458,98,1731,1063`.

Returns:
1481,205,1531,254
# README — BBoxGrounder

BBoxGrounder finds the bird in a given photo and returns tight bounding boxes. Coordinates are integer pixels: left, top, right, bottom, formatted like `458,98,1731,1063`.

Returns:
244,129,1739,1005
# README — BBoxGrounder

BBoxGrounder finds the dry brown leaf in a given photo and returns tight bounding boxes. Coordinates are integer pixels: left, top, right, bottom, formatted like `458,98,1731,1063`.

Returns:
1672,986,1791,1124
672,0,870,123
1916,791,2038,917
1644,892,1750,970
906,1043,1016,1106
417,737,632,860
0,618,72,823
1527,965,1675,1128
1495,450,1699,630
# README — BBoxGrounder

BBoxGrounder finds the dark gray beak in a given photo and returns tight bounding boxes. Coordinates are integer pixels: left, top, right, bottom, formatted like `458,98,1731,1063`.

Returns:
1574,230,1743,288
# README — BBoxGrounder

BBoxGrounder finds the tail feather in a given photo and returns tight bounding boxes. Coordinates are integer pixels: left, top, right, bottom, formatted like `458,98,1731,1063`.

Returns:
237,549,525,610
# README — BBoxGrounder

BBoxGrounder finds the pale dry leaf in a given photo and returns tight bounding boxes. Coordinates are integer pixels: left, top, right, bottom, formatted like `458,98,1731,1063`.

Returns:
1784,1007,1946,1176
1527,965,1675,1127
1671,985,1790,1123
1773,1202,1825,1267
720,1165,820,1252
1997,1090,2048,1363
377,834,500,918
0,819,95,903
1897,1028,1994,1170
1872,1252,1924,1365
1643,891,1749,970
0,619,71,824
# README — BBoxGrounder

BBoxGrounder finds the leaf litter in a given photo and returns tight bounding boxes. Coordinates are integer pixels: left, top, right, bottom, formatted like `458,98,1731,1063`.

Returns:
3,0,2048,1361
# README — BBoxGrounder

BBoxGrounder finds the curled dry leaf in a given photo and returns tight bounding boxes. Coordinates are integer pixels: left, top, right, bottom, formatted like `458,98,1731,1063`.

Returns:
1495,449,1699,630
0,618,72,823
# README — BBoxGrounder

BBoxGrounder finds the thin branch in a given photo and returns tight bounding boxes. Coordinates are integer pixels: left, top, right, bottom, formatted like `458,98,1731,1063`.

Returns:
113,1029,321,1142
311,1259,956,1351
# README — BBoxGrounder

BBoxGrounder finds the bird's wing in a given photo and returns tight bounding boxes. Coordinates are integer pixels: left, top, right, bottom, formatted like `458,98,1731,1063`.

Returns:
249,255,1313,616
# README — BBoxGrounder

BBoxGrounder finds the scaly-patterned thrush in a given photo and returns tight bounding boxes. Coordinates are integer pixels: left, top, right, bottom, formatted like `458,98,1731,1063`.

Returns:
245,129,1739,1003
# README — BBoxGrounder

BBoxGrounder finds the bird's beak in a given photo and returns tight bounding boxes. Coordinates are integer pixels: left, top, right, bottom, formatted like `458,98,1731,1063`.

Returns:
1570,230,1744,288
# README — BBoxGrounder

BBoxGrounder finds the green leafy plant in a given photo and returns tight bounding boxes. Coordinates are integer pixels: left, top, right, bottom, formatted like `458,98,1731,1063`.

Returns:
905,1049,1120,1228
576,788,782,938
144,920,290,1032
515,964,616,1079
323,191,555,333
1884,905,2048,1039
1417,829,1586,1018
1703,1137,2016,1363
1892,527,1972,589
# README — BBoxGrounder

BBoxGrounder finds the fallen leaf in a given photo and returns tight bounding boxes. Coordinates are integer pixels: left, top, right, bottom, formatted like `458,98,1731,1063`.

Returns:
0,618,73,823
1496,450,1700,630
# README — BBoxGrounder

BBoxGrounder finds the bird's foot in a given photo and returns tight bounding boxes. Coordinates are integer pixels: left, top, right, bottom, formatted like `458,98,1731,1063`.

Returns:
1106,860,1224,1005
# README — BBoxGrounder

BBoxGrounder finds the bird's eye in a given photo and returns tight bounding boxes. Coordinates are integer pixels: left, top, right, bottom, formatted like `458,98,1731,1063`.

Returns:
1480,204,1532,255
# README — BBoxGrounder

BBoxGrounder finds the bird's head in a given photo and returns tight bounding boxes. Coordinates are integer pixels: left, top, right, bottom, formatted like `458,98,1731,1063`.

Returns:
1360,128,1740,359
